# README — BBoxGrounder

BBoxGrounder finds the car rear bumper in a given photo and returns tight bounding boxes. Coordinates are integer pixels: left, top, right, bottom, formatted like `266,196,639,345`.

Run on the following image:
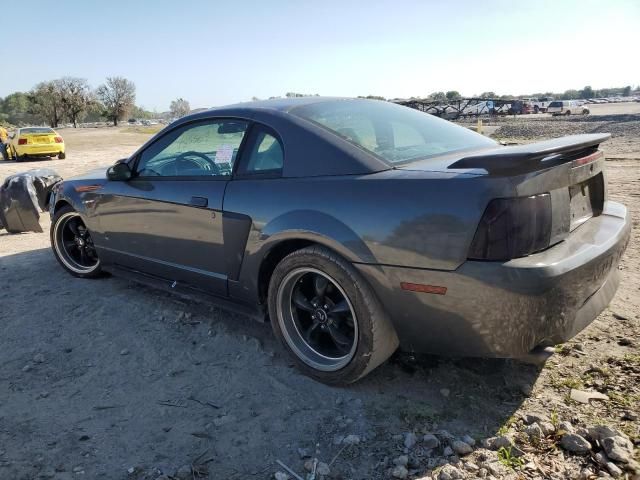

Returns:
355,201,631,357
16,145,64,156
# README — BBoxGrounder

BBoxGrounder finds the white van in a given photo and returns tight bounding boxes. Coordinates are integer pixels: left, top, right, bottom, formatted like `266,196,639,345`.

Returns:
547,100,590,116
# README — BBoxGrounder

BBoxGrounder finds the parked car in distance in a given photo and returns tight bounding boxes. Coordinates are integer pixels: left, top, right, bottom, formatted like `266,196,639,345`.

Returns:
48,98,629,384
547,100,590,116
9,127,66,161
508,100,533,114
523,97,553,113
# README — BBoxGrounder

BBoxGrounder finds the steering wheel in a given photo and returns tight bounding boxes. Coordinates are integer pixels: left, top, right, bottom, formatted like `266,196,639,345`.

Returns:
172,151,220,175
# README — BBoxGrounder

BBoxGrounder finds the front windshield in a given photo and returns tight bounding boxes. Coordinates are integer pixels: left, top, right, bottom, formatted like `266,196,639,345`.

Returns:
291,100,496,165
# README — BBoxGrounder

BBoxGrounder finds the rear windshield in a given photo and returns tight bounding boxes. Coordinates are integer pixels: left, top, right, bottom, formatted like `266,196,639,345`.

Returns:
548,101,563,107
20,127,55,134
291,100,496,165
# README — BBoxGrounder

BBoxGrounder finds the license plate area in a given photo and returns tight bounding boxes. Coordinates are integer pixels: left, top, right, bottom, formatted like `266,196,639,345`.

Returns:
34,136,51,144
569,172,604,231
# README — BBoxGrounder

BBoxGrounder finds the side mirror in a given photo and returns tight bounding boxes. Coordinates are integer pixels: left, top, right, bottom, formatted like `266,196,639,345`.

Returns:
107,161,132,181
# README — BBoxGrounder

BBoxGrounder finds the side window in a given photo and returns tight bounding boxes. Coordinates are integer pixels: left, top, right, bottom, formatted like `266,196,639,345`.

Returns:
136,120,248,177
311,112,378,151
243,128,284,174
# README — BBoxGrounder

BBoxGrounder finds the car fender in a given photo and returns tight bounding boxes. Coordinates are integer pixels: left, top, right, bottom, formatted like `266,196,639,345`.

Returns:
53,184,84,214
230,209,376,305
51,182,100,231
260,209,376,264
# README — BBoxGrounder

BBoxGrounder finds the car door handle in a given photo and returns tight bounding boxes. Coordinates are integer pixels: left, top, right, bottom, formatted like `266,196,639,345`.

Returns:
189,196,208,208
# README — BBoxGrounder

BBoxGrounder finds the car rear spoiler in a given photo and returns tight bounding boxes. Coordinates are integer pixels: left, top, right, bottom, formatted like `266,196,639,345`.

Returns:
448,133,611,175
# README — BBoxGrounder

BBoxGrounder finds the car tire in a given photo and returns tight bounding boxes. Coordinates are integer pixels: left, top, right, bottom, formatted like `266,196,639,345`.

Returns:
533,106,539,114
582,109,590,115
58,152,66,159
268,245,398,384
51,205,103,279
565,110,571,116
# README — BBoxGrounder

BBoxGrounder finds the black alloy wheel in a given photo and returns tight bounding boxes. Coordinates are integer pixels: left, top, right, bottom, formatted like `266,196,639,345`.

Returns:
51,207,101,277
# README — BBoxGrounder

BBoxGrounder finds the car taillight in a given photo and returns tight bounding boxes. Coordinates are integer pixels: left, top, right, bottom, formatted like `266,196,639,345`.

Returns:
54,136,63,143
468,194,552,261
18,138,27,145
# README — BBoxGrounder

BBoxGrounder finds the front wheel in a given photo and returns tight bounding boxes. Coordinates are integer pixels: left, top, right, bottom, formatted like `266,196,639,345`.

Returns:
51,205,102,278
58,152,66,159
268,246,398,384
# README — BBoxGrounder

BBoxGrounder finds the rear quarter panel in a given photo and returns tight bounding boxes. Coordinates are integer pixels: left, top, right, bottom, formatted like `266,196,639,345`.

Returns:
224,170,511,304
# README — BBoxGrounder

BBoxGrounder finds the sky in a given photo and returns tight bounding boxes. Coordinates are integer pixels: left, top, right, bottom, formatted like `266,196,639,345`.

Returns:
1,0,638,111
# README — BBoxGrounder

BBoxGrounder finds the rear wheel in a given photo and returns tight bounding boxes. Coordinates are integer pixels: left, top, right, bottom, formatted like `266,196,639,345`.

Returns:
268,246,398,384
51,205,102,278
58,152,66,159
565,110,571,116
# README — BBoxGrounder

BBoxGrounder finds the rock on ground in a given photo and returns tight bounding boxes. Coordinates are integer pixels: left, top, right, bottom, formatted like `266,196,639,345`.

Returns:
560,434,592,455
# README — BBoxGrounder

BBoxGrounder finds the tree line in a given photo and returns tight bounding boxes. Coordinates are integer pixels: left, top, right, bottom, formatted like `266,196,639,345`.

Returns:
1,77,192,128
395,85,637,103
0,77,136,127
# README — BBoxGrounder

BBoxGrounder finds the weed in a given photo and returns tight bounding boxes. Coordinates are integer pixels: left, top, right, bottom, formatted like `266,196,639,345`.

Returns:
608,391,638,407
550,374,584,390
623,354,640,365
550,409,559,429
122,126,163,134
398,402,440,424
497,415,518,436
497,446,525,469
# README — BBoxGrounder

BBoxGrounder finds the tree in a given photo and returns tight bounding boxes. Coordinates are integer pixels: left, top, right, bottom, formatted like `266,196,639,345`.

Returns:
285,92,319,97
446,90,462,101
623,85,632,97
0,92,35,125
562,89,580,100
30,80,64,127
129,105,153,120
580,85,594,99
59,77,92,128
96,77,136,126
479,92,497,99
170,97,191,118
427,91,446,103
357,95,386,101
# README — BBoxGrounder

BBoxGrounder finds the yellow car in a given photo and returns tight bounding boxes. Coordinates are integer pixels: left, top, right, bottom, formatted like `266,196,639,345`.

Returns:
9,127,66,162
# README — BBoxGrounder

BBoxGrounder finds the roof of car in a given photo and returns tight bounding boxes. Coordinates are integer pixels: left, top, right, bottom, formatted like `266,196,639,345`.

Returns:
209,96,356,113
141,97,392,178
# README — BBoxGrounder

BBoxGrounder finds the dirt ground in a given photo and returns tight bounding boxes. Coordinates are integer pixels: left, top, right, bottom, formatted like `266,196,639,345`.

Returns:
0,104,638,480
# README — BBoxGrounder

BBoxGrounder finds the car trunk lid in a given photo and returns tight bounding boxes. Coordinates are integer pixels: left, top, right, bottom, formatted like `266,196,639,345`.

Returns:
397,133,609,175
445,134,609,176
399,133,610,258
21,132,58,145
447,134,609,234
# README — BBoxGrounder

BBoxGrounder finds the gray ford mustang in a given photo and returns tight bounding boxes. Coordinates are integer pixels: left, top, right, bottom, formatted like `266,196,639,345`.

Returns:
49,97,630,383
